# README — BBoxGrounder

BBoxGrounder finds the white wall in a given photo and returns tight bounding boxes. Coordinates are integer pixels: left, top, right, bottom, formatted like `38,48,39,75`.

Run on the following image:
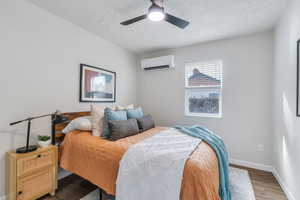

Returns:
273,0,300,199
2,0,296,199
138,32,274,167
0,0,137,197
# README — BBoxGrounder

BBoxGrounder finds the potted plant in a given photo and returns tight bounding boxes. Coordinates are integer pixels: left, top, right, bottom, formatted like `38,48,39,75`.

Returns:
37,135,51,147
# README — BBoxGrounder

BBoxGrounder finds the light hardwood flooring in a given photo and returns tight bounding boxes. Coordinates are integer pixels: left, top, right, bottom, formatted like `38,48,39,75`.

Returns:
232,165,287,200
39,165,288,200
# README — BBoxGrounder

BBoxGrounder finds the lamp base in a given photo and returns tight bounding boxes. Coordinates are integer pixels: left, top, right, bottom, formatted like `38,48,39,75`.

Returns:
16,145,38,154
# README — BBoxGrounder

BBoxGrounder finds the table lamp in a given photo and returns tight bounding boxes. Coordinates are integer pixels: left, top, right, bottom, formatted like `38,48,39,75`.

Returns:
10,110,68,154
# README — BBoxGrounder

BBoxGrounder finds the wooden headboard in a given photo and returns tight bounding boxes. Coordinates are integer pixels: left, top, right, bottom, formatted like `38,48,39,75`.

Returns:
51,111,90,145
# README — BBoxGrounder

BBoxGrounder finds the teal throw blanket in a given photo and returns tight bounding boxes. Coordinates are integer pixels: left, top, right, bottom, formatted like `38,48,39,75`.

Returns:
175,125,231,200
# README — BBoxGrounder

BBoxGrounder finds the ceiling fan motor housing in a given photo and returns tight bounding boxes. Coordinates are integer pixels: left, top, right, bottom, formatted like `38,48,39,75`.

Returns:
151,0,164,8
148,3,164,14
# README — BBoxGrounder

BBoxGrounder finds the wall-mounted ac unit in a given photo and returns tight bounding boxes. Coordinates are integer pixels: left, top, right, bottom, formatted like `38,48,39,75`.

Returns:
141,55,175,71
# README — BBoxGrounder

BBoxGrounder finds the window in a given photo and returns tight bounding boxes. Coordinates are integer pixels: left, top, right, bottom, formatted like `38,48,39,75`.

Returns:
185,61,223,118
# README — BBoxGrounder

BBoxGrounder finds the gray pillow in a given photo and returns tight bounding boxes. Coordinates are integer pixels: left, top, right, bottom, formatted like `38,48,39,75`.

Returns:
137,115,155,132
108,119,139,141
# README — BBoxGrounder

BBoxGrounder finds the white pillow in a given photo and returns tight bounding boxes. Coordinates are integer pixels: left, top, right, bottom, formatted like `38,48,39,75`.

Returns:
116,104,134,110
62,116,92,134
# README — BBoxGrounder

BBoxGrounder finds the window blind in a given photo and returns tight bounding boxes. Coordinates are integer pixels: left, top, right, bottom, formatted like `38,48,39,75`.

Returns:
185,61,222,88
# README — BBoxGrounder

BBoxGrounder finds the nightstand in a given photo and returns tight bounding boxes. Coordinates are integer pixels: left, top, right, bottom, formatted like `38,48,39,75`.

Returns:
8,145,58,200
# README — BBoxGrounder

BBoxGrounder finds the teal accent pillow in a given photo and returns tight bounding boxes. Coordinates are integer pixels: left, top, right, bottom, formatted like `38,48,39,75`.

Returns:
126,107,144,119
103,108,128,138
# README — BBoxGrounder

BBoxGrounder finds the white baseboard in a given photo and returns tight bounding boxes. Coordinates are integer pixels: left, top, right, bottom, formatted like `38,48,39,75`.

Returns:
230,158,273,172
272,169,296,200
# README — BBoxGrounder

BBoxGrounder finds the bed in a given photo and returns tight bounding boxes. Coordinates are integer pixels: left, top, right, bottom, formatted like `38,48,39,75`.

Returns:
52,112,221,200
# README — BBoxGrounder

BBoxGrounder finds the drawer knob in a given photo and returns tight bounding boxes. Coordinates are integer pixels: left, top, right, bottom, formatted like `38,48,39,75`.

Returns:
37,154,41,158
18,191,22,195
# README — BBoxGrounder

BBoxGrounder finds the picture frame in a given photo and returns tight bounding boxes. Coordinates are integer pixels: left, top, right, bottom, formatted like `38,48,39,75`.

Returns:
297,40,300,116
80,64,116,102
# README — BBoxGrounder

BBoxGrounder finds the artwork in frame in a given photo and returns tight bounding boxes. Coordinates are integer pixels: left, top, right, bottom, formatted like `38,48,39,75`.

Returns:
80,64,116,102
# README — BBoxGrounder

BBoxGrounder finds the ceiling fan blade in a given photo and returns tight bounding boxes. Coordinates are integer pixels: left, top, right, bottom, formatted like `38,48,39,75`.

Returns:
121,15,147,25
165,13,189,29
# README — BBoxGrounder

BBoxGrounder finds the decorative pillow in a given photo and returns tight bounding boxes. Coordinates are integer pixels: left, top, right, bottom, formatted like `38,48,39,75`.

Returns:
105,108,128,120
126,107,144,119
137,115,155,132
62,116,92,134
91,105,105,137
103,107,128,138
116,104,134,111
108,119,139,141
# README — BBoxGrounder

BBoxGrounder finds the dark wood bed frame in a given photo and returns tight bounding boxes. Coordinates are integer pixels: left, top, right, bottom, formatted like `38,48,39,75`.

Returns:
51,111,105,200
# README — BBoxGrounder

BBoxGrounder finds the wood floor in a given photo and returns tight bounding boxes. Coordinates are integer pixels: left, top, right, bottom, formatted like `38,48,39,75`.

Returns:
39,165,287,200
232,165,287,200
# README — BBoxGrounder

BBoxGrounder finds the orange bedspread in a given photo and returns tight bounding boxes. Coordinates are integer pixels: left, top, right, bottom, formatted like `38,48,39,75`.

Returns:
60,127,220,200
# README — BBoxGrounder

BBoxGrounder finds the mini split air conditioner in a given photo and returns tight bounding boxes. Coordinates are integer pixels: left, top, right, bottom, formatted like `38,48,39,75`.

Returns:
141,55,175,71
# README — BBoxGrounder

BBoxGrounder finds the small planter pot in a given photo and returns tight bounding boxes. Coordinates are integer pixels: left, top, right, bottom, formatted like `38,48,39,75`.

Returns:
38,140,51,148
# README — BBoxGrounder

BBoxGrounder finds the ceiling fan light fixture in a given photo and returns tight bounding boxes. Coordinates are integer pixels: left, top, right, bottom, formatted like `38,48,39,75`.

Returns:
148,3,165,22
148,11,165,21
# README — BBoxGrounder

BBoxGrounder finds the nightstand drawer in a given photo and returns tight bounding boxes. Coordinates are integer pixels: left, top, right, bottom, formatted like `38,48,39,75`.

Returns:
16,169,53,200
17,150,54,177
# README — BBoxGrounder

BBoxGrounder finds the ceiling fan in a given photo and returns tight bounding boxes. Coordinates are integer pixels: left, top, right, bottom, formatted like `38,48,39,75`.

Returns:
120,0,190,29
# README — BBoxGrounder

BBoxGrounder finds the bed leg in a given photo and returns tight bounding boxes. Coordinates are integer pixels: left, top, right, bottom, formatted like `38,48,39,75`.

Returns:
99,188,103,200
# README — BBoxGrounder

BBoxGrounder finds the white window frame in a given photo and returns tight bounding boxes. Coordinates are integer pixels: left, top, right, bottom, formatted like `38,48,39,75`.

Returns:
184,60,223,118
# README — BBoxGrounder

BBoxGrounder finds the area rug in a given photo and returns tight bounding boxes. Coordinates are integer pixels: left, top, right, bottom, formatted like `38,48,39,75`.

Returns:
80,167,256,200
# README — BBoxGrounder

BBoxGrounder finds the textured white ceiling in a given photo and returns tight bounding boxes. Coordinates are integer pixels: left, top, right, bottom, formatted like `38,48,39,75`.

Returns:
27,0,287,53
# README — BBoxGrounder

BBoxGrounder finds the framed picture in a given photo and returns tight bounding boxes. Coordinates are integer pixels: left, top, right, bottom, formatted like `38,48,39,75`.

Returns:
297,40,300,116
80,64,116,102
